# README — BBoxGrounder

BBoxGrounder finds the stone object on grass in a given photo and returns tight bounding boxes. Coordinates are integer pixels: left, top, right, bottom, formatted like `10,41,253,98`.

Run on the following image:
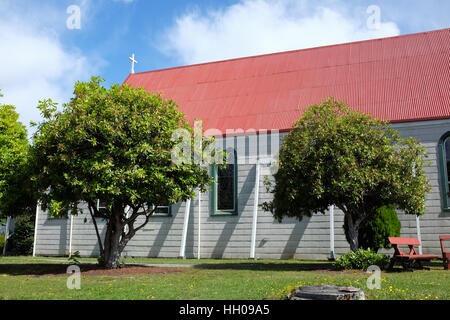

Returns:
288,285,365,300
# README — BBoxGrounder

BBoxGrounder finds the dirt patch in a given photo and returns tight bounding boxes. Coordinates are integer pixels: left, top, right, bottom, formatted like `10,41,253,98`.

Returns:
80,265,184,276
0,263,185,277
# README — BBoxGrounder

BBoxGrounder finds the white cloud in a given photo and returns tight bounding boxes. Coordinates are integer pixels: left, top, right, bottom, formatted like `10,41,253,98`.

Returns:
0,2,100,137
161,0,400,65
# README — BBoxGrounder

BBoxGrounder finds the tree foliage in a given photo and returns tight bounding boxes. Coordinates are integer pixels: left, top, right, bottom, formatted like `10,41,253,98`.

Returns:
6,215,35,255
262,98,430,251
0,233,5,255
30,77,214,268
0,92,32,218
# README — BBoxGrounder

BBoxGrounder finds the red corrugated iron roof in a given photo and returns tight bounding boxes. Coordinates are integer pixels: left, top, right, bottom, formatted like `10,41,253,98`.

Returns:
124,28,450,134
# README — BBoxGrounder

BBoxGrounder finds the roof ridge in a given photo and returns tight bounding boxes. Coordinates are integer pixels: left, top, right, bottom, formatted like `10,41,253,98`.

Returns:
126,28,450,77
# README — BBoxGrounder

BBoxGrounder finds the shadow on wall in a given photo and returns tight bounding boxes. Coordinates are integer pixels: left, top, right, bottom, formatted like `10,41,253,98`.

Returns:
88,216,107,258
185,201,196,258
147,204,180,258
273,216,310,260
42,216,68,256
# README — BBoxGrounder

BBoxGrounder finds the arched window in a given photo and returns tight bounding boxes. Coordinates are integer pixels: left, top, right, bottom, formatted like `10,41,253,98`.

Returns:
439,132,450,210
211,149,238,215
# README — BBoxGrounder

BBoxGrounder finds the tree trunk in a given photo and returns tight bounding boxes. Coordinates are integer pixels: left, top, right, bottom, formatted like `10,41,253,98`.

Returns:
101,207,124,269
345,214,359,252
97,204,154,269
102,231,122,268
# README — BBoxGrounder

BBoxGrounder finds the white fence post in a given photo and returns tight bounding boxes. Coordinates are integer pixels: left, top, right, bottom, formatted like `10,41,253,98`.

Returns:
416,215,423,255
250,161,260,259
179,199,191,259
2,216,11,256
197,191,201,260
32,203,40,257
69,214,74,257
329,205,335,260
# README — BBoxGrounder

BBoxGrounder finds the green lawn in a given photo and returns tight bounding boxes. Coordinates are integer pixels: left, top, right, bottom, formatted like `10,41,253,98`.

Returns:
0,256,448,300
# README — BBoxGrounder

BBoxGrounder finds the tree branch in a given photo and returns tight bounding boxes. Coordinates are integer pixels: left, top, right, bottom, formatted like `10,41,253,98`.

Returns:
87,200,104,255
133,208,155,234
125,205,157,239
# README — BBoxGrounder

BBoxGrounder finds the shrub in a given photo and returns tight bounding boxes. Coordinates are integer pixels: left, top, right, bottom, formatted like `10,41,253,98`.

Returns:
0,233,5,255
333,249,390,270
344,205,401,252
359,205,401,252
7,215,34,255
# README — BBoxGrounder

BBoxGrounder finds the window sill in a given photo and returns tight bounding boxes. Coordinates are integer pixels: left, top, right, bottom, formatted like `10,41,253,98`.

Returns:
211,210,238,216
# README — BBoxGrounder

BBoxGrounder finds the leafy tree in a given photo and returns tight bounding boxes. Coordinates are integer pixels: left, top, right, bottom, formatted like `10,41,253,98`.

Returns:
30,77,214,268
262,98,430,251
0,233,5,255
6,215,35,255
344,205,401,252
0,91,33,219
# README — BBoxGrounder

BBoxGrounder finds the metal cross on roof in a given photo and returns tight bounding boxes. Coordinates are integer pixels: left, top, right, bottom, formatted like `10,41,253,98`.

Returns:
129,53,138,74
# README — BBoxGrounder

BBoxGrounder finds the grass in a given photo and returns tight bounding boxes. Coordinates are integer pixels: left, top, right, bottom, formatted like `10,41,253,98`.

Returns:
3,256,328,265
0,256,448,300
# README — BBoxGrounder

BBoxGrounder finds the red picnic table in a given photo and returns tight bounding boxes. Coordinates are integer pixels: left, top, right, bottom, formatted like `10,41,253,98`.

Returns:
440,235,450,270
388,237,439,271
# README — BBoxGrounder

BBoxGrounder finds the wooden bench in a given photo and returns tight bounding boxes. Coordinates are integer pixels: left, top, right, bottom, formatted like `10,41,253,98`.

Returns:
440,235,450,270
388,237,439,271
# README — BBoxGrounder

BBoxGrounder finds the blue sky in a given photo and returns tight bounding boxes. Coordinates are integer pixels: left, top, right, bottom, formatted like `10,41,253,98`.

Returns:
0,0,449,134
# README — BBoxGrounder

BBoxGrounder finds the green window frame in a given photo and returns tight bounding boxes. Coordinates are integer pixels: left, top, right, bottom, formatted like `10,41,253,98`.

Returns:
151,204,173,217
210,150,238,216
95,199,108,217
95,201,172,217
438,132,450,211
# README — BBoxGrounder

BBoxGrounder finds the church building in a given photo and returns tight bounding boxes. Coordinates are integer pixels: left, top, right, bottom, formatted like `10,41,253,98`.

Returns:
34,28,450,260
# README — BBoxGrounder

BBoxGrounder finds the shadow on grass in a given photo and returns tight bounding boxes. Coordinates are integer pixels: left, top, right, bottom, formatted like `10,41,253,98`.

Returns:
193,262,334,272
0,263,102,276
4,261,443,275
384,260,445,273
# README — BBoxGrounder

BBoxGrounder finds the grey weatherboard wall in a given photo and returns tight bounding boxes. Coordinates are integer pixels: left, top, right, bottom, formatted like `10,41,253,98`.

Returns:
34,119,450,259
